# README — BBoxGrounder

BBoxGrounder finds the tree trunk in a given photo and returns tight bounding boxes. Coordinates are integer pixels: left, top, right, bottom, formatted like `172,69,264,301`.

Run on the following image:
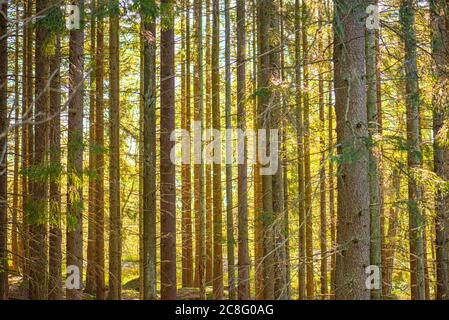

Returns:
30,0,50,299
236,0,250,301
85,0,96,295
333,0,370,300
48,9,62,299
94,0,105,299
181,0,193,288
431,0,449,300
295,0,306,300
141,1,157,300
224,0,235,300
0,0,8,301
366,0,382,300
160,0,177,300
400,0,425,300
194,0,206,299
67,0,85,300
108,0,121,300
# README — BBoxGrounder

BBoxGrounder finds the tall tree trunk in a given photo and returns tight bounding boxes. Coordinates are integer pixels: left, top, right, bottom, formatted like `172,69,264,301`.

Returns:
253,0,264,300
67,0,85,300
295,0,306,300
302,1,314,300
160,0,177,300
211,0,224,299
12,1,20,273
236,0,250,301
257,0,277,300
318,10,328,299
366,0,382,300
224,0,235,300
48,6,62,299
333,0,370,300
108,0,121,300
400,0,425,300
0,0,8,301
181,0,193,288
194,0,206,299
94,0,105,299
30,0,49,299
431,0,449,300
205,0,213,286
85,0,96,295
141,0,157,300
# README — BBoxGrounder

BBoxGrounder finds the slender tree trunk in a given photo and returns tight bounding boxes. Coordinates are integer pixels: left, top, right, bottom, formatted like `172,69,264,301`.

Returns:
205,0,213,286
108,0,121,300
366,0,382,300
383,170,400,298
67,0,85,300
85,0,96,295
400,0,425,300
160,0,177,300
0,0,8,301
30,0,50,299
318,11,328,299
295,0,306,301
94,0,105,299
236,0,250,301
48,9,62,299
194,0,206,299
11,2,20,273
181,0,193,288
302,2,314,300
333,0,370,300
431,0,449,300
224,0,235,300
257,0,277,300
141,1,157,300
211,0,224,300
253,0,264,300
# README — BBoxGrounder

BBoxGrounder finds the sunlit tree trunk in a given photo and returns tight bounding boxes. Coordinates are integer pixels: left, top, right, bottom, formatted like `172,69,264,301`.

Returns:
334,0,370,300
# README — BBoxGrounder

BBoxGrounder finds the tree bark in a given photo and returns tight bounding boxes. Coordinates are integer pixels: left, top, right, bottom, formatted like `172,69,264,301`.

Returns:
334,0,370,300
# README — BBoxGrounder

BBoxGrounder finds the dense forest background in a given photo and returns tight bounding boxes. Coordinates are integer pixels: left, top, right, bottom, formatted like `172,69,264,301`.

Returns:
0,0,448,300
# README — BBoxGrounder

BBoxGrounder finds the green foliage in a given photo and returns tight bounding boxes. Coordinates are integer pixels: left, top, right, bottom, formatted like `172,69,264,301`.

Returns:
133,0,158,22
21,163,63,183
25,199,48,225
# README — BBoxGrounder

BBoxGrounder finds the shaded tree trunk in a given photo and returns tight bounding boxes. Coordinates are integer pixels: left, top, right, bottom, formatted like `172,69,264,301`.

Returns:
400,0,425,300
67,0,85,300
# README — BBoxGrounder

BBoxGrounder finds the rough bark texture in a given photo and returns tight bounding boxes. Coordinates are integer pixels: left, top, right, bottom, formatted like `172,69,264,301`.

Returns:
108,0,121,300
160,0,177,300
67,0,84,300
431,0,449,301
334,0,370,300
